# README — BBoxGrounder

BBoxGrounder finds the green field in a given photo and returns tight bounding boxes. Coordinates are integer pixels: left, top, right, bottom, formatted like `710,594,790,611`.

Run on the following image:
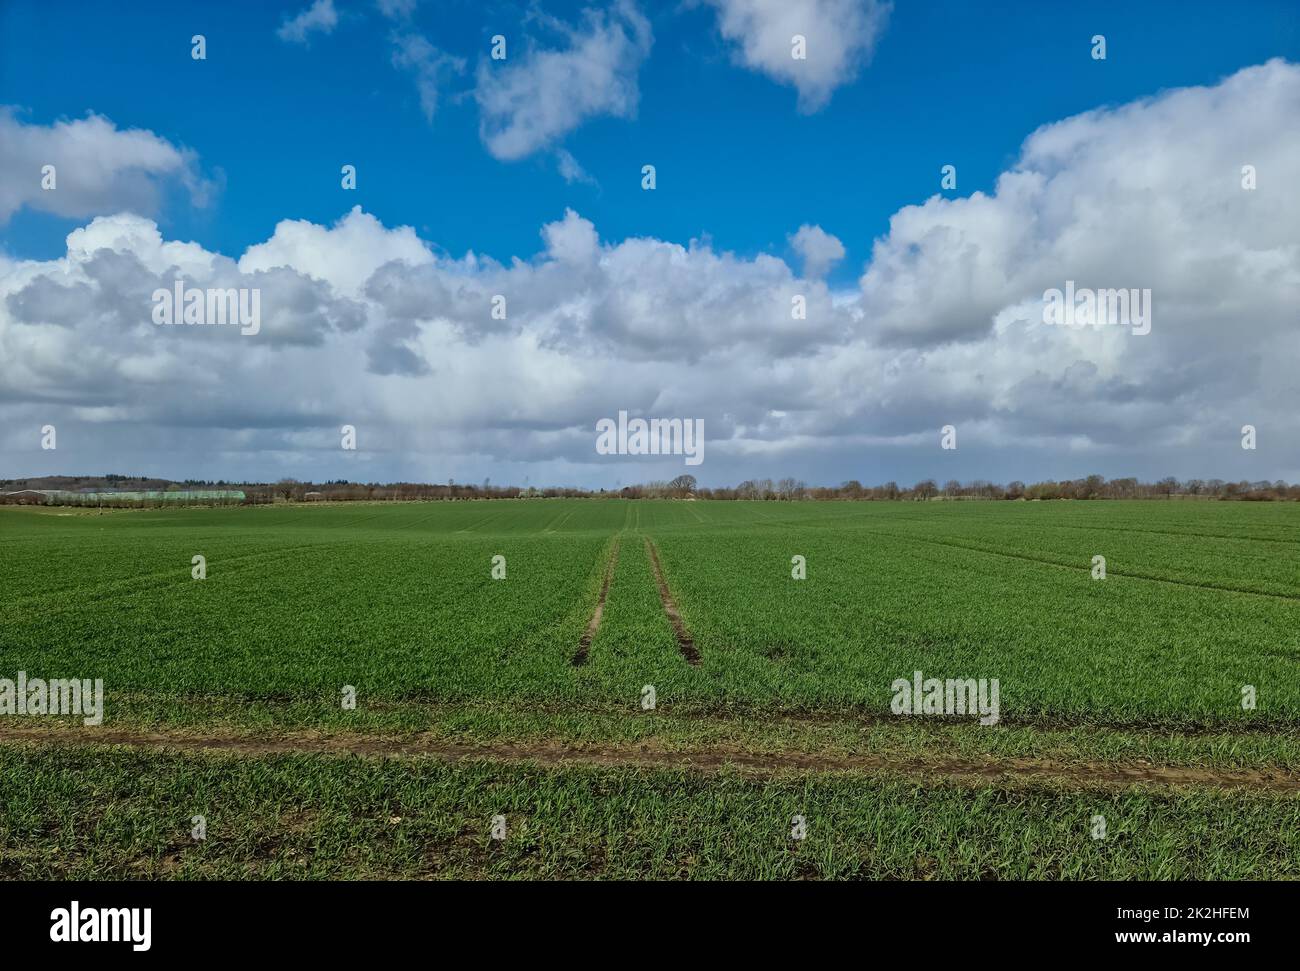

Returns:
2,499,1298,879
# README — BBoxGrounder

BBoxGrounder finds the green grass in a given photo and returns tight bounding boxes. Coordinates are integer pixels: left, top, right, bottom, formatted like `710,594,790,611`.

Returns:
1,499,1296,727
1,744,1296,880
655,507,1300,725
2,499,1297,880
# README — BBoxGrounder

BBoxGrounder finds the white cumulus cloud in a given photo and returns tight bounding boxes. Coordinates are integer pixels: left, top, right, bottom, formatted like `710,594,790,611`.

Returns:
706,0,891,112
2,62,1297,487
790,224,845,278
474,1,653,160
0,109,212,223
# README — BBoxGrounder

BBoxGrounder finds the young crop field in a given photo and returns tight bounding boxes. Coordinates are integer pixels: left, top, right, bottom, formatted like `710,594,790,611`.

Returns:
1,498,1298,879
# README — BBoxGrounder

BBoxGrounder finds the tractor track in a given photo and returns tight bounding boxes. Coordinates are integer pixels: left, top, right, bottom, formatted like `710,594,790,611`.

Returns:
645,538,700,665
572,538,620,666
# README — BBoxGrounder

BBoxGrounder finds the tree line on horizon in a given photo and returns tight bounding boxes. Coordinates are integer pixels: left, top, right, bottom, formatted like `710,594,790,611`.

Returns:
4,473,1298,503
622,474,1300,501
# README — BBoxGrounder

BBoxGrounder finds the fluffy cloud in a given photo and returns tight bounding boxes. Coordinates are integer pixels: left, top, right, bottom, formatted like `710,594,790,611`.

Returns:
2,62,1297,486
277,0,340,44
474,1,653,160
789,224,845,278
707,0,891,112
0,109,211,223
859,58,1300,349
239,206,432,296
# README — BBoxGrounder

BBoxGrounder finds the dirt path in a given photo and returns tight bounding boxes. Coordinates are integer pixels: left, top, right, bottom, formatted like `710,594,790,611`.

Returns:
645,538,701,665
572,538,620,666
1,724,1296,792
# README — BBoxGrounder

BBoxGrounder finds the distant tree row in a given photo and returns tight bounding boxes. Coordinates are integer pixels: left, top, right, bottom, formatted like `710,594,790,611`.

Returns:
619,475,1300,501
5,473,1297,504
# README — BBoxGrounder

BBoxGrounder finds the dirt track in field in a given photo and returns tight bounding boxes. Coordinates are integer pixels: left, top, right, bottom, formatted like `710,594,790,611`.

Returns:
1,724,1296,793
645,538,701,665
572,538,620,667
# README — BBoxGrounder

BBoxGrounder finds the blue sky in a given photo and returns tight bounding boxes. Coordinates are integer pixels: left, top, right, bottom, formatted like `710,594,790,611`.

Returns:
1,1,1298,488
5,0,1294,282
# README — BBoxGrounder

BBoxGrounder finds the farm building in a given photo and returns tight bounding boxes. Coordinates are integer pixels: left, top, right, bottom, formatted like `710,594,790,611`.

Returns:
2,489,246,506
1,490,66,504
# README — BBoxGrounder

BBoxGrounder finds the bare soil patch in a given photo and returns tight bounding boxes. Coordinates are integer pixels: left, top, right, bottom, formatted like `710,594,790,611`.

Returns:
1,724,1295,793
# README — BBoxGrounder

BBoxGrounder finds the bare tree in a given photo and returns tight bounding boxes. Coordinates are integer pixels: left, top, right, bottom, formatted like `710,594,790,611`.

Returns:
668,474,697,496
